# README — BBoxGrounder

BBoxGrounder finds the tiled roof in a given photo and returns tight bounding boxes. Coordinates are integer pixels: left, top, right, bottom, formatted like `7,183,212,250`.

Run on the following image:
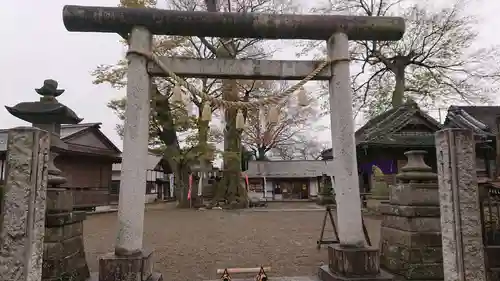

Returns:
320,102,442,159
444,106,500,136
60,123,102,139
356,101,442,144
246,160,333,178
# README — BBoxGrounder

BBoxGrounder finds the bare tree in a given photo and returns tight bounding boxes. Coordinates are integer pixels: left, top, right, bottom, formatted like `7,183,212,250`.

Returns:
273,135,329,160
93,0,300,207
241,81,321,160
304,0,500,118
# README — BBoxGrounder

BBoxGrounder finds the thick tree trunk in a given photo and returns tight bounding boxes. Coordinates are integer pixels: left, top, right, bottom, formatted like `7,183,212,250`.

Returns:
155,88,190,208
257,147,267,160
213,80,247,207
391,64,406,107
210,43,248,208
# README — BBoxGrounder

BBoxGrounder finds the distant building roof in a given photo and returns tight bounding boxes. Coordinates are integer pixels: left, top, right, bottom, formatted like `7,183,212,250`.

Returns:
112,153,163,172
355,101,442,145
0,123,121,158
321,101,442,160
60,122,102,139
444,106,500,136
246,160,333,178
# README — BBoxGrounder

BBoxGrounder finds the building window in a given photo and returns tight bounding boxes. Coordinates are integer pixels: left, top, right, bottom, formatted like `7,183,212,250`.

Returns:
110,180,120,195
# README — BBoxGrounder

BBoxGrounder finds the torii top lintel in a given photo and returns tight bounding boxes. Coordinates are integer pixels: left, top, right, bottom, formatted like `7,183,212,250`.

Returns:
62,5,405,41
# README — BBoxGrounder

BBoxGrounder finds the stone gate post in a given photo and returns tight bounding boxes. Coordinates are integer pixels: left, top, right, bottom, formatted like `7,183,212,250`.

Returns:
435,129,487,281
318,33,392,281
0,127,50,281
98,26,160,281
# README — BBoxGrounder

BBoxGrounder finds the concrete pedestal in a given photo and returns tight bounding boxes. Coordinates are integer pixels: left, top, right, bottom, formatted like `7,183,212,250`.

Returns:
96,250,162,281
318,245,392,281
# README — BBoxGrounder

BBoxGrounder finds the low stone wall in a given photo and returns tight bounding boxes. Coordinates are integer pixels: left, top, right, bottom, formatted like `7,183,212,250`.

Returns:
43,189,90,281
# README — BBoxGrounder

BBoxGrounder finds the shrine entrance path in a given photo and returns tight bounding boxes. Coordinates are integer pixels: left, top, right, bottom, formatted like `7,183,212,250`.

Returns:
83,202,381,281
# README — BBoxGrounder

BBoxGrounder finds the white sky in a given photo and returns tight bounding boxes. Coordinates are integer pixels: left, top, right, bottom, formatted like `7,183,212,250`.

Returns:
0,0,498,151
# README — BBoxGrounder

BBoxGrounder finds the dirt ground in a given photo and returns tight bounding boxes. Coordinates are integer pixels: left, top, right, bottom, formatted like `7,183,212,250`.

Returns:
83,202,382,281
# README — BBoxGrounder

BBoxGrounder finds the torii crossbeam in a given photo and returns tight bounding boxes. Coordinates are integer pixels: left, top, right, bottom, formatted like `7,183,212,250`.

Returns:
62,5,404,40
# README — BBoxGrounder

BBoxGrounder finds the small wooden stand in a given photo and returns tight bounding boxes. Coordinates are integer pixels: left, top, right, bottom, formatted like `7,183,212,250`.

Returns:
316,205,371,249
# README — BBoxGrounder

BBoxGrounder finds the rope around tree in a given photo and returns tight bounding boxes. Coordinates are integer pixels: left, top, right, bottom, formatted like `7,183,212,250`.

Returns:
127,49,349,127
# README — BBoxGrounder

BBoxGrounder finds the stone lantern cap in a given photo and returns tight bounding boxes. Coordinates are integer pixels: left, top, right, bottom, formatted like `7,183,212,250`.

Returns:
396,150,437,182
5,79,83,125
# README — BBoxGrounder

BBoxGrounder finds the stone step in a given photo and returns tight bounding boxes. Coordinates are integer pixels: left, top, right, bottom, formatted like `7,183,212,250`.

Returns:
318,265,392,281
87,272,163,281
206,277,319,281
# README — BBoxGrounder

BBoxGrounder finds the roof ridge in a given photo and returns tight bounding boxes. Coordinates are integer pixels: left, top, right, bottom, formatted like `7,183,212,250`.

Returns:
61,122,101,128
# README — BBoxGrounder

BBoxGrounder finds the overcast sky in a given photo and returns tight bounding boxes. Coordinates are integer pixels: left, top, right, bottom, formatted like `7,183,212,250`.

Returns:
1,0,498,151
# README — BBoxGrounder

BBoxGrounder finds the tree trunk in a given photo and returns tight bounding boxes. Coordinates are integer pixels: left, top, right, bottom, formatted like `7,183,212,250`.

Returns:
197,118,210,198
257,147,267,160
213,80,247,207
211,44,248,208
391,64,406,107
155,88,190,208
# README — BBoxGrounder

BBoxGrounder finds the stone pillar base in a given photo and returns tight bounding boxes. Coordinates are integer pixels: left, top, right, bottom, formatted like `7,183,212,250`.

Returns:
98,250,163,281
318,245,392,281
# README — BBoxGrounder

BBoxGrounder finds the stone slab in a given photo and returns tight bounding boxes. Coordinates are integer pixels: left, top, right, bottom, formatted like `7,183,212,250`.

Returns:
45,220,83,242
380,260,443,280
88,272,164,281
43,250,89,280
389,183,439,206
380,205,440,218
380,227,442,247
46,211,87,227
98,250,154,281
44,235,85,259
380,242,442,269
328,245,380,277
382,215,441,232
318,266,392,281
46,189,74,213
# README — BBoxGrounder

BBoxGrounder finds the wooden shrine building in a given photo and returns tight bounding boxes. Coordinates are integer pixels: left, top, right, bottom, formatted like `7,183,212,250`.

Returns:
322,101,443,192
0,123,121,209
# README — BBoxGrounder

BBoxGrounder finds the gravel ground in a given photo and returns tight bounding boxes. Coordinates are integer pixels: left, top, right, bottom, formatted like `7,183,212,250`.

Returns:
83,202,382,281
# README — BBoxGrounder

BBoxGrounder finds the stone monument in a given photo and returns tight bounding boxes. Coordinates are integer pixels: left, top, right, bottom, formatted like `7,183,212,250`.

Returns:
0,127,50,281
5,79,90,281
380,150,443,281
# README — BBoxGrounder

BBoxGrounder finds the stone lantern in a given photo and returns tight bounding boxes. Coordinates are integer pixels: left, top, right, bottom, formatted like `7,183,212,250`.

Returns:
5,79,90,281
5,79,82,185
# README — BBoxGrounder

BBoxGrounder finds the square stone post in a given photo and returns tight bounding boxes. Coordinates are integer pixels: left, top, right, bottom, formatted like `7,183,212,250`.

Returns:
380,150,443,280
97,26,161,281
318,33,391,281
0,127,50,281
435,129,487,281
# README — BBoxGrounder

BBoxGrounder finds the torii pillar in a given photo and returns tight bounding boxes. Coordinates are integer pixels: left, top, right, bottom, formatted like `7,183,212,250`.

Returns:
62,5,405,281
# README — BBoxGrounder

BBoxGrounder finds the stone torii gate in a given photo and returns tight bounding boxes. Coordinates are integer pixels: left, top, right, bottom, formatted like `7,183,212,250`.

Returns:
63,5,404,281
